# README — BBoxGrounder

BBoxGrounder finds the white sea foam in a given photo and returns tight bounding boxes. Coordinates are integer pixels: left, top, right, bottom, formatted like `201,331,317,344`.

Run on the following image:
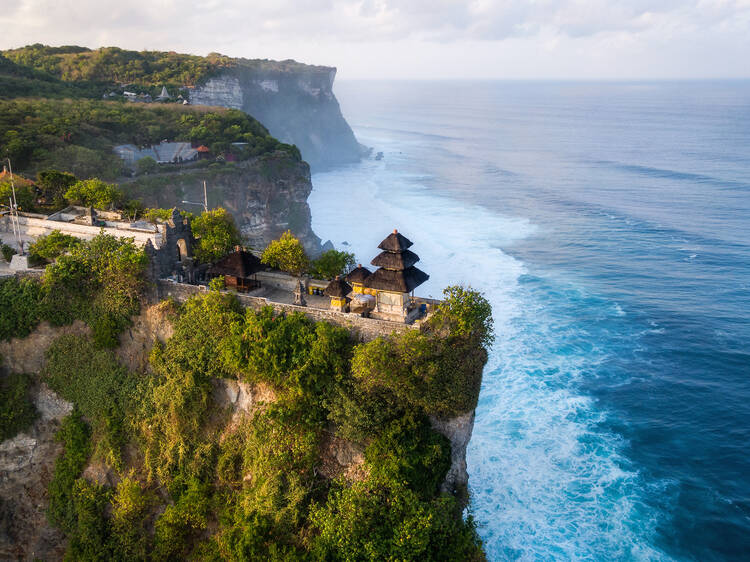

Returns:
310,147,669,561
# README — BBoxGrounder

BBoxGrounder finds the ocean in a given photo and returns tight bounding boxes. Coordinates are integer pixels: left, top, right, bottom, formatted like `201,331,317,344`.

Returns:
308,80,750,561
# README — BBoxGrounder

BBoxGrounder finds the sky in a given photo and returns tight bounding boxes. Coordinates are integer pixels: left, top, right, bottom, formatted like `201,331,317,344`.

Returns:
0,0,749,79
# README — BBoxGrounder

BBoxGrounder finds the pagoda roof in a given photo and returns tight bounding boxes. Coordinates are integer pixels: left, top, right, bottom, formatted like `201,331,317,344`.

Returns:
364,266,429,293
324,276,352,298
210,249,262,278
378,230,413,252
371,249,419,270
346,264,371,284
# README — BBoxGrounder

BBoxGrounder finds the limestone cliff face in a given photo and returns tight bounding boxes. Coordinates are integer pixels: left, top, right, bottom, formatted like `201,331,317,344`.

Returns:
189,66,360,171
430,412,476,498
120,152,321,255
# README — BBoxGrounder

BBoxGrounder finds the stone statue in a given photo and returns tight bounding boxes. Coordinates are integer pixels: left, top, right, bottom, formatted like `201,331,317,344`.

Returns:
294,280,307,307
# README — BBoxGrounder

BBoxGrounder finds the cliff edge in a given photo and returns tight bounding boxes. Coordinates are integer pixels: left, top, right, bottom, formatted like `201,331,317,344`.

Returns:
188,63,361,171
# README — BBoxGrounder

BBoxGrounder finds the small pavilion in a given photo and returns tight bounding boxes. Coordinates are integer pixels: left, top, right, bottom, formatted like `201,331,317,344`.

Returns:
324,276,352,312
346,264,372,294
364,229,429,322
210,247,262,292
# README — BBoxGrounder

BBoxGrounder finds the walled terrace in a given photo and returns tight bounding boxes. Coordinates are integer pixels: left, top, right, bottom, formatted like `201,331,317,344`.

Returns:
156,274,440,342
0,208,164,249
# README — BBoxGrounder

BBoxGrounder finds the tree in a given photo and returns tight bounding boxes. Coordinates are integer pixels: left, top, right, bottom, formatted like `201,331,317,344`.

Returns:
36,170,77,207
310,249,355,280
64,178,123,209
261,230,308,276
0,180,35,211
28,231,82,263
191,207,241,263
135,156,158,175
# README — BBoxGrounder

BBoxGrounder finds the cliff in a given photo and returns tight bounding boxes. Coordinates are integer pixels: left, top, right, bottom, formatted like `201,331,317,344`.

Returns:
188,63,361,171
119,152,321,255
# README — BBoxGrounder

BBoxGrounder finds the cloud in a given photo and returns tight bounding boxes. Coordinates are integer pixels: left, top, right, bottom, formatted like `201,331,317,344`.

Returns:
0,0,748,78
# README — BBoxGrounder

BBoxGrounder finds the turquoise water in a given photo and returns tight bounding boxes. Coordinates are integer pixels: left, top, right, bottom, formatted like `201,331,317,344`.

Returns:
308,81,750,561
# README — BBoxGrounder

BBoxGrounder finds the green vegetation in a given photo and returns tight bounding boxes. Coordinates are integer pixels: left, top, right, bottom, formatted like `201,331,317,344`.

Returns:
36,169,77,207
2,44,328,95
64,178,123,209
29,280,491,560
0,219,492,559
3,44,233,89
0,52,101,99
0,98,299,179
43,336,144,468
310,248,356,280
28,231,82,264
0,372,38,441
0,176,35,211
351,286,492,419
47,409,92,531
191,207,242,263
261,230,309,276
0,233,147,346
1,243,17,262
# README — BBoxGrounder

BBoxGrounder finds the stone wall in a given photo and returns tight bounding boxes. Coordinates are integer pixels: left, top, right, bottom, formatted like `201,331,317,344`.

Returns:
156,280,414,342
0,213,162,249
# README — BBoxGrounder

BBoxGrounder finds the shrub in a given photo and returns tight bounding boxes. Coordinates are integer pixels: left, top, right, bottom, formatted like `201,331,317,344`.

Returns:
153,478,210,560
0,180,36,211
364,413,451,499
43,335,143,468
48,410,91,532
110,476,153,560
135,156,158,175
310,476,484,561
429,285,494,348
42,232,147,346
28,230,82,263
65,479,113,561
0,372,38,441
261,230,308,276
1,243,17,263
0,277,44,340
310,249,355,280
226,307,352,414
142,207,173,223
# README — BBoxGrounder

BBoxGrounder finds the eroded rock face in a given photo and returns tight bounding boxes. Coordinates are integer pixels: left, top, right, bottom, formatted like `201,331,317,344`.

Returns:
0,384,72,561
0,320,89,374
117,301,176,372
213,378,277,431
430,411,476,496
317,432,367,482
189,67,360,171
120,152,322,256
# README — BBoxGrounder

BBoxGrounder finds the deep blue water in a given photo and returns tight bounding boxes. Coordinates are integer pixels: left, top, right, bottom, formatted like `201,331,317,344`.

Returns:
308,81,750,561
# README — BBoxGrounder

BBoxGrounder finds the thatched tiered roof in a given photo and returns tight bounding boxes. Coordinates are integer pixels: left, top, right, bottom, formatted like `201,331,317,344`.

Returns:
364,267,429,293
370,249,419,270
346,264,371,284
210,249,262,278
364,229,429,293
377,231,413,252
324,276,352,298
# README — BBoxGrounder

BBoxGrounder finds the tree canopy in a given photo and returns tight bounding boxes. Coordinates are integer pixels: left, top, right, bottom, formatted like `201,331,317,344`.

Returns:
64,178,123,209
309,249,356,280
190,207,242,263
261,230,309,276
0,98,300,179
